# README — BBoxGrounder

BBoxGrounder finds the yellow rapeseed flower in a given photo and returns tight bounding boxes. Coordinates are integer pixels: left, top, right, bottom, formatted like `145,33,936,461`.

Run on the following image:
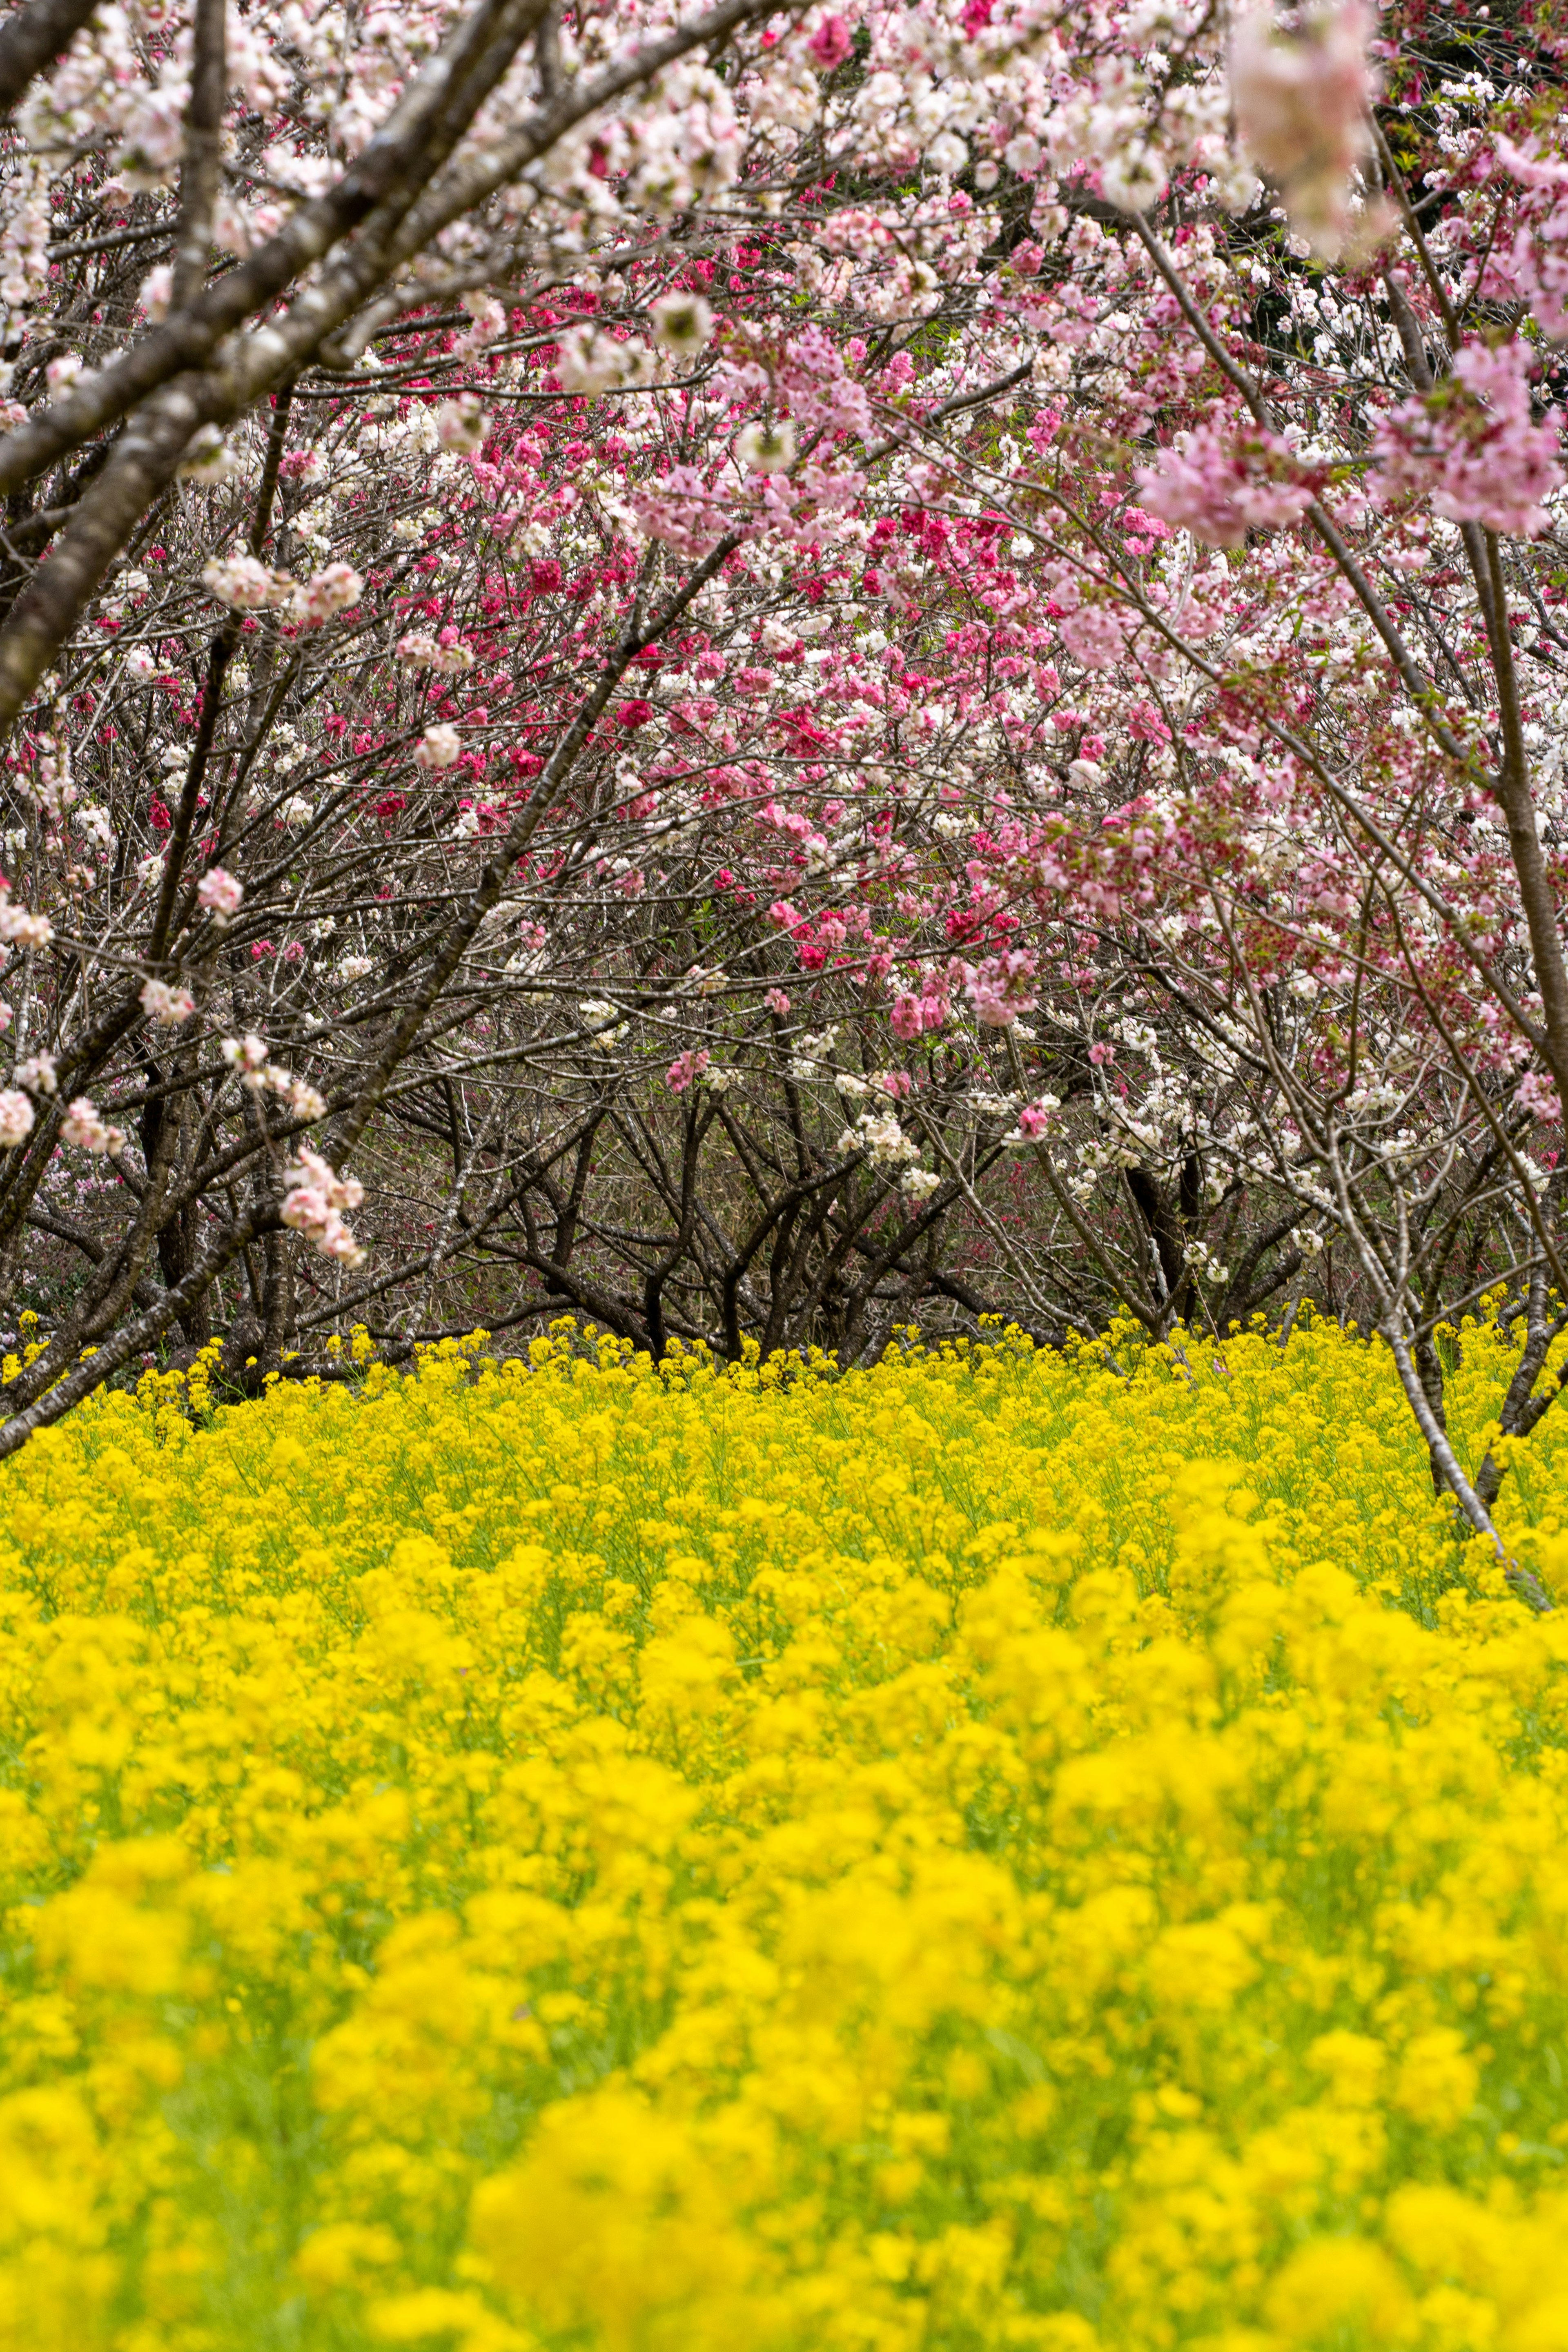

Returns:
0,1306,1559,2346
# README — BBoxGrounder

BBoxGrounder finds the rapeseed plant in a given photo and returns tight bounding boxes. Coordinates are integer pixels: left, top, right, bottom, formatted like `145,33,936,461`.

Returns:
0,1306,1567,2349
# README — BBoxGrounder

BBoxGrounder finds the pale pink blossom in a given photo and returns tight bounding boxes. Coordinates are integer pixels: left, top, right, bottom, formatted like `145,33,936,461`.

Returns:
267,1069,327,1120
436,395,488,454
650,292,715,353
430,630,474,677
1373,340,1564,537
221,1033,270,1075
140,976,195,1025
138,263,173,321
0,892,52,951
414,724,462,771
0,1089,33,1148
61,1096,125,1154
735,420,797,474
197,867,243,921
14,1052,55,1096
179,426,240,486
1497,138,1568,339
555,325,652,398
396,630,472,675
285,1078,327,1122
1136,420,1313,549
1229,0,1376,259
1516,1069,1563,1122
965,950,1038,1028
456,294,506,354
282,1145,365,1265
202,554,288,610
290,564,364,626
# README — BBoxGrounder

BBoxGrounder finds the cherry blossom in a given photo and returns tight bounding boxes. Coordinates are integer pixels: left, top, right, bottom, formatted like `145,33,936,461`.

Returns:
140,978,196,1026
0,1091,33,1149
1229,0,1376,258
282,1147,366,1265
1137,421,1315,549
197,868,243,920
60,1097,125,1154
414,725,462,772
1374,340,1565,538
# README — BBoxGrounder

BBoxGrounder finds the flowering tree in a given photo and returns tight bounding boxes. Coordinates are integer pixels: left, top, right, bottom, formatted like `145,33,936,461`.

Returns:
0,0,1567,1582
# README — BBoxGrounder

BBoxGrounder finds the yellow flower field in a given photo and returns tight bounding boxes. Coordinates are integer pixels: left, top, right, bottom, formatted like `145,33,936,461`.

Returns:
3,1311,1568,2351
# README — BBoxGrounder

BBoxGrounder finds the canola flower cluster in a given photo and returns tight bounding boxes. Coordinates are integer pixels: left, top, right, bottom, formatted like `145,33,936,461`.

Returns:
2,1310,1568,2350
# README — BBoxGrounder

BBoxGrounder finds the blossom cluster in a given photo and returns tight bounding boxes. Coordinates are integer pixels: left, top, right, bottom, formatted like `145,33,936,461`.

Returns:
281,1143,365,1263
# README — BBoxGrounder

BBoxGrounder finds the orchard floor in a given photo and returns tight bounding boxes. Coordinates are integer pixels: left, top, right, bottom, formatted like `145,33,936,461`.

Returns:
2,1313,1568,2351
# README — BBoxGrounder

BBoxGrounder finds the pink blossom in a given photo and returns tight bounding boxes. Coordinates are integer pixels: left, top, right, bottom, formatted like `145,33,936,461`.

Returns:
0,892,52,951
666,1047,710,1093
764,988,792,1014
890,988,949,1038
965,950,1038,1028
1229,0,1376,259
1136,420,1313,550
808,14,852,67
0,1089,33,1148
1016,1098,1060,1139
282,1145,365,1265
197,867,243,920
1516,1069,1563,1122
290,564,364,626
414,724,462,771
1373,339,1565,538
140,977,195,1025
61,1096,125,1155
1058,606,1129,671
